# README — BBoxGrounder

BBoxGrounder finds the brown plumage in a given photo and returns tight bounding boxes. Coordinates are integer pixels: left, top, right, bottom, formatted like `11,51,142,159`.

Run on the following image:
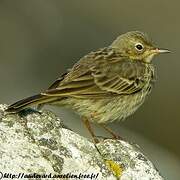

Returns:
6,31,169,126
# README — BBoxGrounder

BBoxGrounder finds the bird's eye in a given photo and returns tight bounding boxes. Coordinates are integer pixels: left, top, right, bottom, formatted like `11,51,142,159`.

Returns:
135,43,143,51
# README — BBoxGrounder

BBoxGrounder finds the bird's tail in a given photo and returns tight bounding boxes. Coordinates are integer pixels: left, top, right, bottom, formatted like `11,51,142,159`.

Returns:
6,93,57,113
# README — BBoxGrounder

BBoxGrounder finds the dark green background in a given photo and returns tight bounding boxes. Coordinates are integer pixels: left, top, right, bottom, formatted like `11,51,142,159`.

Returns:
0,1,179,178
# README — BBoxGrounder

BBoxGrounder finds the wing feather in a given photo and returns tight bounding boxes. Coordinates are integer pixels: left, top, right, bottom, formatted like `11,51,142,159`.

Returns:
42,48,153,98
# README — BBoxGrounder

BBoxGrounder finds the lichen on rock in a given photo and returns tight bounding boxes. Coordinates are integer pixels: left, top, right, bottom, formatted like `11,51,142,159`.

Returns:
0,104,164,180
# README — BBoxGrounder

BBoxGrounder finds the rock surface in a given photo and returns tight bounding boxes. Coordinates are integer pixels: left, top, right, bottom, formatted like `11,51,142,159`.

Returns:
0,104,163,180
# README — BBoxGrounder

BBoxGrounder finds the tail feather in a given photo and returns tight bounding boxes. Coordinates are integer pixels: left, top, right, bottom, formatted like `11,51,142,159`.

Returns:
6,94,55,113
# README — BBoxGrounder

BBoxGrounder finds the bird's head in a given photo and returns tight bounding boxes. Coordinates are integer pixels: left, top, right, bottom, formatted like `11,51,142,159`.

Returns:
111,31,170,63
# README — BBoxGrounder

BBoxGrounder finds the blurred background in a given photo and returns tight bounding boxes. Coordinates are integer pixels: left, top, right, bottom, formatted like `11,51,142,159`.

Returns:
0,0,179,179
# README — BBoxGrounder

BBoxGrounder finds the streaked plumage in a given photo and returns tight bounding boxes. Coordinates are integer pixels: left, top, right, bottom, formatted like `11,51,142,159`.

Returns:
6,31,169,125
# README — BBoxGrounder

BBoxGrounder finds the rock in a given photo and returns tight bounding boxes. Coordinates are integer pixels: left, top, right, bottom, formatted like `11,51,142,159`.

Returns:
0,104,164,180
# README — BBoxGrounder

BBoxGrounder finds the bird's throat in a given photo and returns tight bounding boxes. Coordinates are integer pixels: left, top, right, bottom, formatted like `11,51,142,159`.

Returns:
144,54,155,63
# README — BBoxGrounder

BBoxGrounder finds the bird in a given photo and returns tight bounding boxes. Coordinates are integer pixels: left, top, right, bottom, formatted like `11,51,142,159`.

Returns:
6,31,170,143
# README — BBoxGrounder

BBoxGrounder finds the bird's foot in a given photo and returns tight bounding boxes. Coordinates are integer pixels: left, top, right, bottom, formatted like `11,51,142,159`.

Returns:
100,124,124,140
95,135,123,141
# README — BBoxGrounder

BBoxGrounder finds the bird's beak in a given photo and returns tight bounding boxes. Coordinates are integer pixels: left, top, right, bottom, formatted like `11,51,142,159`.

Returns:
151,48,171,54
157,48,171,53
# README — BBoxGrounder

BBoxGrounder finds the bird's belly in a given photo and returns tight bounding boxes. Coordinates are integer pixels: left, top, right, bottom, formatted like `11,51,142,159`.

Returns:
59,90,150,124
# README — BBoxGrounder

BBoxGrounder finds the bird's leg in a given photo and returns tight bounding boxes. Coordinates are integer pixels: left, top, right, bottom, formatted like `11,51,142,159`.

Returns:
82,118,99,144
100,124,123,140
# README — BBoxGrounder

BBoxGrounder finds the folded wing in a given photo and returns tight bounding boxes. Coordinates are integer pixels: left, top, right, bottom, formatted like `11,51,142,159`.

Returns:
43,52,150,98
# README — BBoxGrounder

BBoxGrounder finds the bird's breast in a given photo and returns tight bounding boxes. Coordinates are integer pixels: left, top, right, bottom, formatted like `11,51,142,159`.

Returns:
59,85,152,124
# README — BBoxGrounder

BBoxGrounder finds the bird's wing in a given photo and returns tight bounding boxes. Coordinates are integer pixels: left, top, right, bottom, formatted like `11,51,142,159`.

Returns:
47,72,69,90
91,58,152,95
42,48,152,98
